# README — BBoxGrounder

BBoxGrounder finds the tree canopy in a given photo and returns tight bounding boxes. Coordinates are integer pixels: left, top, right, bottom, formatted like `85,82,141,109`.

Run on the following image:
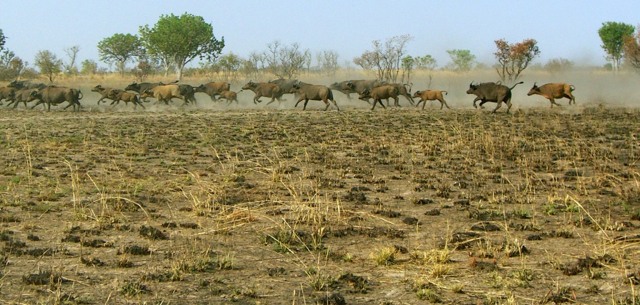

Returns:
139,13,224,80
34,50,62,83
446,49,476,72
0,29,5,51
97,33,142,75
598,21,635,71
494,38,540,82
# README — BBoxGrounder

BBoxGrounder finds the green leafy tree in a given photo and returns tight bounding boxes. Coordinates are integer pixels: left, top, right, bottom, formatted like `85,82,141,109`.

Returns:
140,13,225,80
0,29,5,51
0,50,24,81
97,33,142,75
34,50,62,83
494,39,540,82
216,52,242,80
401,55,414,83
414,55,437,70
446,49,476,72
80,59,98,75
598,21,635,72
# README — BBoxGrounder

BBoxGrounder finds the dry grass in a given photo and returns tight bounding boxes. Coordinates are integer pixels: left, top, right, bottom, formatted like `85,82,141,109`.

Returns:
0,71,639,304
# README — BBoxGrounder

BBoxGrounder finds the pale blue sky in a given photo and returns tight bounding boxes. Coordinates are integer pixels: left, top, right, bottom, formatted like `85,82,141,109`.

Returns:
1,0,639,69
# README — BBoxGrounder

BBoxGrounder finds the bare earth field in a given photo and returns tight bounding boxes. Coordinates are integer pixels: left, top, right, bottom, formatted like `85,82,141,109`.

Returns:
0,102,639,304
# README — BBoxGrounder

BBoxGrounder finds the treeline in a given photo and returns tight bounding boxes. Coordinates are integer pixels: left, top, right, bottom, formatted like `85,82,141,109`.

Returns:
1,18,640,84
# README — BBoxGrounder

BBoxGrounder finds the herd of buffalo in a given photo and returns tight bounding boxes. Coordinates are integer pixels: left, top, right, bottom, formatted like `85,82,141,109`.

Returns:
0,78,576,112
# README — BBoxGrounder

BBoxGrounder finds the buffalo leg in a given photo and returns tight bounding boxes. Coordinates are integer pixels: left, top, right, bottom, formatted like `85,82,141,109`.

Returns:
371,98,386,110
295,98,304,108
492,100,503,113
323,100,330,111
549,98,561,107
440,98,450,109
303,99,310,110
331,99,340,111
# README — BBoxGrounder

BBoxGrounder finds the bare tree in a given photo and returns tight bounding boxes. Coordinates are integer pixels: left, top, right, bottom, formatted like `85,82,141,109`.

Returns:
263,41,310,79
63,45,80,75
494,38,540,82
353,34,413,83
316,50,339,75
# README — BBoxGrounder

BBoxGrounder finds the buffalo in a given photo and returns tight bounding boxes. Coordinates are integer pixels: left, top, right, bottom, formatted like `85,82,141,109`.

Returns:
241,81,284,104
9,88,40,108
388,83,414,106
412,90,450,110
140,84,185,105
195,81,231,101
0,86,16,105
111,91,145,109
176,84,197,105
292,82,339,111
8,80,47,90
125,80,177,102
527,82,576,107
358,85,399,110
466,81,524,113
30,86,83,111
91,85,122,105
217,90,238,104
332,79,386,99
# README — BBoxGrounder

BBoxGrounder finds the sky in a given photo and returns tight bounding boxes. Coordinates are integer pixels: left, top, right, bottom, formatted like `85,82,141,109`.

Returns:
1,0,639,70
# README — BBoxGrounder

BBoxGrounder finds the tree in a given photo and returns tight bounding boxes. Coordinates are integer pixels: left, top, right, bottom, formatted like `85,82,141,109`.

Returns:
263,41,309,79
216,52,242,80
400,55,414,83
0,50,24,81
623,26,640,72
446,49,476,72
97,33,142,76
353,34,413,82
0,29,5,51
139,13,225,80
544,58,574,73
599,21,635,72
316,50,339,75
34,50,62,82
63,45,80,75
414,55,437,70
80,59,98,75
494,39,540,82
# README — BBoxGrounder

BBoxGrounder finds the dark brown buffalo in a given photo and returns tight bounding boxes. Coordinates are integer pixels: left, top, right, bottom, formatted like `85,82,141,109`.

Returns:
241,81,284,104
292,82,339,111
412,90,450,110
195,81,231,101
91,85,122,105
466,81,524,113
8,80,47,90
527,82,576,107
358,85,399,110
30,86,83,111
176,84,197,104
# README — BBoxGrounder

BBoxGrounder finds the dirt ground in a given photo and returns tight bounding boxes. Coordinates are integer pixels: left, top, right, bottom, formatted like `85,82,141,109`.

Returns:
1,78,640,304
